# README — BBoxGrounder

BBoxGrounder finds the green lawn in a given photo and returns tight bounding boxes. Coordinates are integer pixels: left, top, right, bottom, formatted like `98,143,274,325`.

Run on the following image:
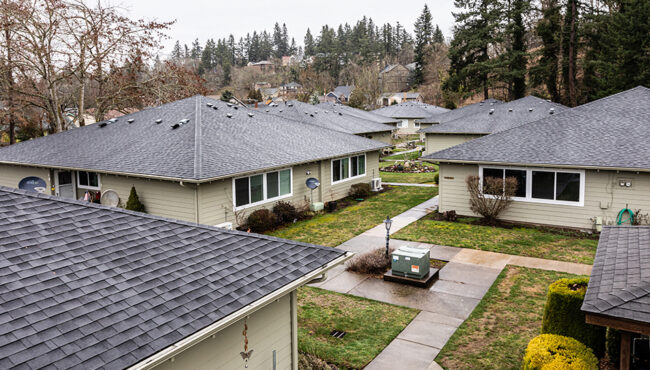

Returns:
298,287,419,369
437,266,584,369
380,171,437,184
393,215,597,264
383,150,422,161
268,186,438,247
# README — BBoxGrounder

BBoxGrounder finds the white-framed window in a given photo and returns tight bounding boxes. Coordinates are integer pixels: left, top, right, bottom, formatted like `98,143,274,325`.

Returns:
77,171,101,190
399,119,409,128
233,168,292,210
414,121,421,129
479,165,584,206
332,154,366,184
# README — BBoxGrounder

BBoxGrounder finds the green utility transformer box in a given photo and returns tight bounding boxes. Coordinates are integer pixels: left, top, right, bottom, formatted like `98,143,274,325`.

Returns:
391,246,430,279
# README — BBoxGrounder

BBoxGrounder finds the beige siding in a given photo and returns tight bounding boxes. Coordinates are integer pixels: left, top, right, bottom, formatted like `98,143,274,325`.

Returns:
99,174,198,222
424,133,484,155
439,163,650,230
361,131,393,145
321,151,380,202
153,294,293,370
0,164,52,192
394,119,423,135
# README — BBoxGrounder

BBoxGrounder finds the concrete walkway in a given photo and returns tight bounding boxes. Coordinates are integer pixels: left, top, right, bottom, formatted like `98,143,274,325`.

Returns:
382,182,437,188
310,194,592,369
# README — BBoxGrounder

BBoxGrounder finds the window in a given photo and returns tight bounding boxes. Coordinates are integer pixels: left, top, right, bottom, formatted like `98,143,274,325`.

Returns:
414,121,420,129
234,168,292,209
77,171,100,190
479,166,583,206
332,155,366,184
399,120,408,128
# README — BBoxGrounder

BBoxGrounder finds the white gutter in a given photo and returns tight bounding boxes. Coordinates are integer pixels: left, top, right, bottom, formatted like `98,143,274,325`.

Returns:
127,251,353,370
422,159,650,173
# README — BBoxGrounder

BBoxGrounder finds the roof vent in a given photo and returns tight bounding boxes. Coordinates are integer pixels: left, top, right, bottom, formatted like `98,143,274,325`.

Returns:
127,118,135,123
155,119,162,124
338,112,343,116
207,103,213,107
489,109,495,115
309,113,314,117
98,122,108,128
508,108,513,112
171,123,181,129
490,102,494,106
109,118,118,123
479,103,483,106
549,108,555,114
226,113,233,118
528,108,533,112
227,103,233,107
212,106,218,110
233,106,238,110
248,112,254,117
287,103,293,107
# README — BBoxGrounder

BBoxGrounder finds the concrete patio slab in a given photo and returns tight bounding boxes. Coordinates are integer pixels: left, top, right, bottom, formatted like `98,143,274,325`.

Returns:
412,311,464,327
430,279,491,300
451,248,512,269
311,270,368,294
428,244,462,261
437,262,502,288
365,338,440,370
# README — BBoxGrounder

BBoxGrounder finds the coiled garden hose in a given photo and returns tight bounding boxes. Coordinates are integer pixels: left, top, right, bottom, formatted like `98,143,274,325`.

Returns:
616,208,634,225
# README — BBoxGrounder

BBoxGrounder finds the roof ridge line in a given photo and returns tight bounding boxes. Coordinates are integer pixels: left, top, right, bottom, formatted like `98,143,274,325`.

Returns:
0,186,339,253
194,96,202,179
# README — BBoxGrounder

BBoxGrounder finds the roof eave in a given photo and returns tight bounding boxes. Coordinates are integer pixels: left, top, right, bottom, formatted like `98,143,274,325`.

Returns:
421,158,650,173
127,251,354,370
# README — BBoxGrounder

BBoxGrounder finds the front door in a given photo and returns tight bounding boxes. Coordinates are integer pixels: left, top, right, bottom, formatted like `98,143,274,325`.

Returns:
55,171,75,199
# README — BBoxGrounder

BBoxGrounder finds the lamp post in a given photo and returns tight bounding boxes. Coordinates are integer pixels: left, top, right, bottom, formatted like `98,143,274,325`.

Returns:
384,216,393,258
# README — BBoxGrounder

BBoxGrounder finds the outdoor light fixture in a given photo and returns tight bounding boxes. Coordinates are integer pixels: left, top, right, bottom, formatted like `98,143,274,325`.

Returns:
384,216,393,258
306,170,311,175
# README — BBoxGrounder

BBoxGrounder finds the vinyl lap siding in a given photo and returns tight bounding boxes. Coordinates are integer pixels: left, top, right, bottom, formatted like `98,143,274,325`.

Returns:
0,164,51,191
362,131,393,145
425,133,484,155
438,163,650,230
152,294,293,370
322,151,380,202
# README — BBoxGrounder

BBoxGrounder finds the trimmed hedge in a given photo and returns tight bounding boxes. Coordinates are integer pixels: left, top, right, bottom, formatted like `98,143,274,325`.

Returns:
246,209,277,233
125,186,146,213
433,172,439,185
272,201,300,224
523,334,598,369
541,278,605,357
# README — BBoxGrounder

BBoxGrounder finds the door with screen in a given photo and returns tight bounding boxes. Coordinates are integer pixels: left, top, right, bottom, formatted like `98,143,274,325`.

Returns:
55,171,75,199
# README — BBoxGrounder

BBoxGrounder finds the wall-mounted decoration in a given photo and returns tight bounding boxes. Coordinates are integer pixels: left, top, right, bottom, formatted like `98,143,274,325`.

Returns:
18,177,47,193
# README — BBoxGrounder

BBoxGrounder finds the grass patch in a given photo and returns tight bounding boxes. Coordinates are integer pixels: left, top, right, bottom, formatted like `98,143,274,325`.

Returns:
269,186,437,247
436,266,585,369
383,150,422,161
393,214,597,264
298,287,419,369
380,171,437,184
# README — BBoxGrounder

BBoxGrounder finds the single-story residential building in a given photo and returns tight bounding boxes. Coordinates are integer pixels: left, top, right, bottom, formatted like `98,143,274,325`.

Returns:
317,102,401,128
582,226,650,370
263,100,394,145
372,102,450,135
423,86,650,230
420,96,567,155
0,186,350,369
0,96,388,228
378,92,423,107
248,60,275,73
325,85,354,104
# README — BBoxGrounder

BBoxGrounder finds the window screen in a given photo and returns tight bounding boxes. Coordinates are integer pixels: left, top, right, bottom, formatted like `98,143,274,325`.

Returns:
250,175,263,203
556,172,580,202
341,158,349,180
532,171,555,200
266,171,279,199
506,169,527,197
279,169,291,195
333,160,341,182
235,178,249,207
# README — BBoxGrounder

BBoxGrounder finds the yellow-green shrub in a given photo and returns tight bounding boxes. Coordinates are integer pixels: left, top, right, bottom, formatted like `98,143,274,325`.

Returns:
523,334,598,369
541,278,605,356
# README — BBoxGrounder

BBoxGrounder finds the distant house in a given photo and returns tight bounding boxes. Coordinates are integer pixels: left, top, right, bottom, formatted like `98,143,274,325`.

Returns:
0,186,350,369
378,92,423,106
420,96,567,155
248,60,275,73
405,62,417,72
378,64,411,93
582,226,650,370
260,87,280,100
326,85,355,104
264,100,394,145
280,82,302,93
0,96,388,228
254,81,272,91
423,86,650,230
372,102,450,135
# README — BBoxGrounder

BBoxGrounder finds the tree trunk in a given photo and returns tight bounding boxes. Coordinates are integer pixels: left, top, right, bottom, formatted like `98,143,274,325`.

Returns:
77,42,86,127
2,5,15,144
568,0,577,106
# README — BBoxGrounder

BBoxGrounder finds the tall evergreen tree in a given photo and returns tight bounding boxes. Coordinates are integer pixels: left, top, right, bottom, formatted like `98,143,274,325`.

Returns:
190,38,202,60
413,4,434,85
433,25,445,44
171,40,183,60
561,0,579,106
532,0,562,101
506,0,529,99
304,28,315,55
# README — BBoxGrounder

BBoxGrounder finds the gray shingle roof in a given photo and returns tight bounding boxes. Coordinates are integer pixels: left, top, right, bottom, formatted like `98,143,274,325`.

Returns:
371,101,450,119
0,96,387,181
0,186,346,369
421,96,568,134
332,86,354,99
317,102,400,125
380,64,398,74
263,100,394,135
423,86,650,170
417,98,503,126
581,226,650,325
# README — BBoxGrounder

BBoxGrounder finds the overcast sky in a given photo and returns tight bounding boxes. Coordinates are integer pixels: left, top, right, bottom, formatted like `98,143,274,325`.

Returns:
118,0,457,57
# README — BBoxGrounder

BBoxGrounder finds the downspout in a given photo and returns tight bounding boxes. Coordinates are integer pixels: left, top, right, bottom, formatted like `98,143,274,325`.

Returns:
195,184,200,224
290,291,298,370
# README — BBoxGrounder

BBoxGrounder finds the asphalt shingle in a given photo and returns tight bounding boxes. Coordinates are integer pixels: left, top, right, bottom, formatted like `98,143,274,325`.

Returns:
423,86,650,170
0,187,346,369
417,98,503,126
0,96,387,181
582,226,650,325
372,101,450,119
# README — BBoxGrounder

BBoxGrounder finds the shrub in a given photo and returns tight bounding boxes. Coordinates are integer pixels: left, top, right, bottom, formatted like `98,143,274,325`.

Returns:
125,186,146,213
433,172,439,184
246,209,277,233
541,278,605,357
523,334,598,369
466,175,517,225
443,210,457,222
298,352,339,370
273,201,300,224
605,328,620,365
346,248,394,275
349,183,371,199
